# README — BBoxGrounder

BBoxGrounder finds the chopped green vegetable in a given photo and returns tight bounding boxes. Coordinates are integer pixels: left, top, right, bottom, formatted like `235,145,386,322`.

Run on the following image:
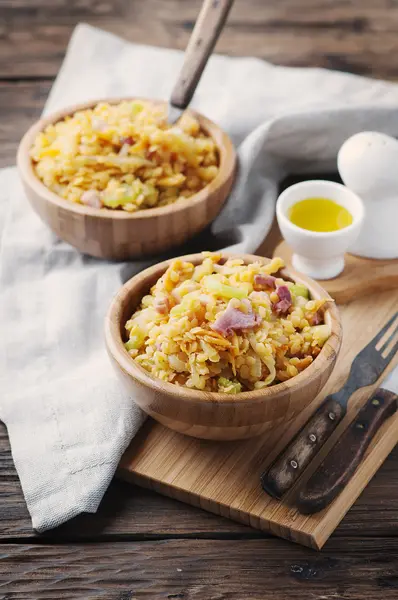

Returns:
103,181,158,209
125,338,139,351
131,102,144,115
218,377,243,394
124,325,145,351
309,324,330,346
169,293,200,317
291,283,309,299
75,155,152,169
204,275,249,299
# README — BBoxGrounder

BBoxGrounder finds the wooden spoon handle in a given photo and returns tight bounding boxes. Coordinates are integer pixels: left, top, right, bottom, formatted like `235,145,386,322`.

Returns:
170,0,235,109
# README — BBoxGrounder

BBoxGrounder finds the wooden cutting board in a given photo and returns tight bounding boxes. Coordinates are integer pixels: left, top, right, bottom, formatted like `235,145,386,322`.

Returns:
118,259,398,550
275,240,398,304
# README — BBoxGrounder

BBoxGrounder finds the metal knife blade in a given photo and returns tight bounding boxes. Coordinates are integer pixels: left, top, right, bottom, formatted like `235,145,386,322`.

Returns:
381,366,398,395
296,366,398,514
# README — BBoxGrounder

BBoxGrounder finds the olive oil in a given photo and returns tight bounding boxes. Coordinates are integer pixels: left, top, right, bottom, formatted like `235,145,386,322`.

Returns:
288,197,353,232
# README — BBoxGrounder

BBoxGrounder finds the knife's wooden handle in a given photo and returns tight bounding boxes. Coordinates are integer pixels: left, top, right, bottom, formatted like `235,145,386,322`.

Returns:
261,397,346,499
297,389,397,514
170,0,234,109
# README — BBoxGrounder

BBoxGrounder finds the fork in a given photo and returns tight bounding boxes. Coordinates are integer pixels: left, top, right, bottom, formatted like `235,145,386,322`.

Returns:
261,311,398,500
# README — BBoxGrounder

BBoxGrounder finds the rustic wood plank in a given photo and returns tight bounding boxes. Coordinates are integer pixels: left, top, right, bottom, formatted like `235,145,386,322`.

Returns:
2,0,398,79
2,0,398,166
0,163,395,542
114,283,398,549
0,84,343,171
0,423,255,539
0,538,398,599
0,81,51,167
1,419,398,541
0,7,397,597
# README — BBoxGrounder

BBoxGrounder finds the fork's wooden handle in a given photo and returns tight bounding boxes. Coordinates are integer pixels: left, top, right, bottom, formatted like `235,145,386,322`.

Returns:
261,397,346,499
170,0,234,109
296,388,397,514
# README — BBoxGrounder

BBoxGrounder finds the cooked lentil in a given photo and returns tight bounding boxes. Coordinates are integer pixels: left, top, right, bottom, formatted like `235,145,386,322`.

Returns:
124,253,331,393
30,101,219,212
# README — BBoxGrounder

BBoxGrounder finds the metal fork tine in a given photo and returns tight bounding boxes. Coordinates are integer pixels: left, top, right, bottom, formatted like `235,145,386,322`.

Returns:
372,312,398,348
345,311,398,392
380,320,398,354
383,338,398,365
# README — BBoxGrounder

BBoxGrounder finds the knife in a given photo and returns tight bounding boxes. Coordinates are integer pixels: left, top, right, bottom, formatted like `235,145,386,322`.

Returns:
261,311,398,500
168,0,235,124
296,368,398,514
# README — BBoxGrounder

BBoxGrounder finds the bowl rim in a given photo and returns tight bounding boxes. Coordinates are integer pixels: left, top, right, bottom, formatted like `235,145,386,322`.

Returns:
276,179,365,240
16,96,236,221
104,252,342,404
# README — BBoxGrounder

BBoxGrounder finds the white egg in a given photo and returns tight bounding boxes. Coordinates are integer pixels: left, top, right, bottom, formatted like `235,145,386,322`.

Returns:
337,131,398,259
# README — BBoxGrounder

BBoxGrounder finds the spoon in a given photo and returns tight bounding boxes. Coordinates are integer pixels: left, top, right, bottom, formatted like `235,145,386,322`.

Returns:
168,0,235,124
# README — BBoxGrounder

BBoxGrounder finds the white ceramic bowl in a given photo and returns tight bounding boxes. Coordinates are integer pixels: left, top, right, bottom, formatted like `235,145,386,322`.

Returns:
276,180,364,280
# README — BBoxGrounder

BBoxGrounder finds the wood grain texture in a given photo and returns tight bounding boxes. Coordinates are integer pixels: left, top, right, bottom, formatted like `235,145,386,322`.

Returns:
0,424,258,541
3,0,398,166
3,0,398,80
276,240,398,304
105,252,341,440
261,396,346,500
1,419,398,541
2,1,398,597
119,286,398,549
297,388,398,514
17,98,236,260
0,81,52,168
1,538,398,600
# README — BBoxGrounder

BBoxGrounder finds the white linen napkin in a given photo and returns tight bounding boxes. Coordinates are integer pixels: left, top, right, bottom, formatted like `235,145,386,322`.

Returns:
2,23,398,532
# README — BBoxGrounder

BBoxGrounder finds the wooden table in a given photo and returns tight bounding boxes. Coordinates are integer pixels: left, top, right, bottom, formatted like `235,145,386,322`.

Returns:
1,1,398,597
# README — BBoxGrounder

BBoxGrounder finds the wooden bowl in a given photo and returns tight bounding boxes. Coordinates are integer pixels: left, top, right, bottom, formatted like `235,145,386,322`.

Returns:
105,253,342,441
16,98,236,260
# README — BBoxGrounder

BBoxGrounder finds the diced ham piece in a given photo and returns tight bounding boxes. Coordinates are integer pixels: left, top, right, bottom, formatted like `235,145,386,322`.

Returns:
273,285,292,315
309,303,329,325
211,301,261,336
81,190,103,208
154,296,170,315
120,136,134,145
277,285,291,302
274,299,291,314
254,274,276,290
309,310,322,325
